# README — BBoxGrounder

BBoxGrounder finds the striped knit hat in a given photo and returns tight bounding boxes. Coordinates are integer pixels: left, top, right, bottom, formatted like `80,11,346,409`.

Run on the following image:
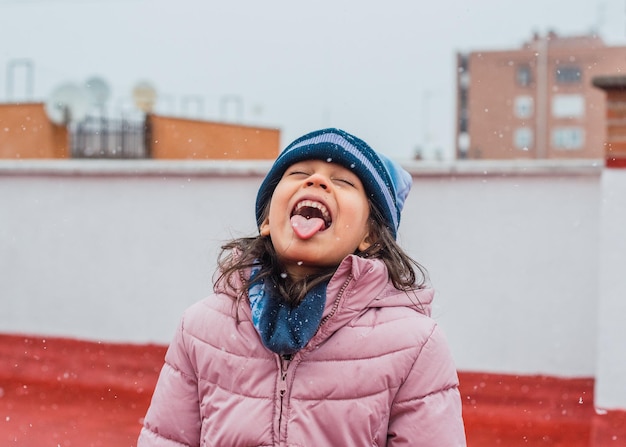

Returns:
255,128,412,239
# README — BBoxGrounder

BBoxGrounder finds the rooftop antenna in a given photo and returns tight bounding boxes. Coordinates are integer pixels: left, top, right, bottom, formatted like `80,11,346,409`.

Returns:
132,81,157,113
181,95,204,118
6,58,34,101
44,82,90,125
220,95,243,122
592,2,607,36
84,76,111,114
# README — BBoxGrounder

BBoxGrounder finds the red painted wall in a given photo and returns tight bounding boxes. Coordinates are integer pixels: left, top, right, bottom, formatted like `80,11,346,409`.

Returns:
1,334,624,446
147,114,280,159
0,103,68,158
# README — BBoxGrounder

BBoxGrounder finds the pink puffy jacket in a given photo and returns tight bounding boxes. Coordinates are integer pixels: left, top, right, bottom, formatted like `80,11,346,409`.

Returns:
138,255,466,446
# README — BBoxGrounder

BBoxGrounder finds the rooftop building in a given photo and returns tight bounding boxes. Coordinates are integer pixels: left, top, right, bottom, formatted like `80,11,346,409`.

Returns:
456,32,626,160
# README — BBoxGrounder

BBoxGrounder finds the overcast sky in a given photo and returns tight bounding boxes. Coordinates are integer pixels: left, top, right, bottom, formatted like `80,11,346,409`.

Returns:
2,0,625,159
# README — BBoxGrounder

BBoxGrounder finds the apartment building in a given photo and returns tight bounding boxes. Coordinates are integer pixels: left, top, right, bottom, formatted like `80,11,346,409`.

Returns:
456,32,626,159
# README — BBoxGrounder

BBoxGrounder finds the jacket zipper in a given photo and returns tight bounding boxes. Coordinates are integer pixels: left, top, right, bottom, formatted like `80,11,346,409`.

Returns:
276,274,352,444
318,274,353,327
277,353,291,443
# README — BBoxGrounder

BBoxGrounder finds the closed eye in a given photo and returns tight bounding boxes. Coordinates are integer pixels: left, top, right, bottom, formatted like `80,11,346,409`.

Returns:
287,170,310,177
333,177,356,187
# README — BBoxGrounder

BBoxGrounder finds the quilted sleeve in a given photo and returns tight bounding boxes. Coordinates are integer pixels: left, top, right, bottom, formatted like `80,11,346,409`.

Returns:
387,324,467,447
137,316,202,447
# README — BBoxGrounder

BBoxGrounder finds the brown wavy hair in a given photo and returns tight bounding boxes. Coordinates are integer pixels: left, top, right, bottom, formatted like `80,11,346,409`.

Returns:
214,201,428,307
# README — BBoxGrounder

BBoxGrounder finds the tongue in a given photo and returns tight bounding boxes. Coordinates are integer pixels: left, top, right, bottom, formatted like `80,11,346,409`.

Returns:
291,215,325,240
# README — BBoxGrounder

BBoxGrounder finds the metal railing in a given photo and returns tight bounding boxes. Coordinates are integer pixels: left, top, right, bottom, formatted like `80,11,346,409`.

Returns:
71,116,149,159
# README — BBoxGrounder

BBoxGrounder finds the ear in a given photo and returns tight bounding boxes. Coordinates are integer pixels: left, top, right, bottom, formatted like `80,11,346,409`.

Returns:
357,232,372,252
259,217,271,237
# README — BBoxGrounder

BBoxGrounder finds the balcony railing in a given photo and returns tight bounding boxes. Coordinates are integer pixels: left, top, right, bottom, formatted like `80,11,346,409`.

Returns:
71,116,148,159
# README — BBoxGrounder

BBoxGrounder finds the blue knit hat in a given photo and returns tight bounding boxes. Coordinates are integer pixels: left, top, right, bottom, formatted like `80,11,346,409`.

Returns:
255,128,412,239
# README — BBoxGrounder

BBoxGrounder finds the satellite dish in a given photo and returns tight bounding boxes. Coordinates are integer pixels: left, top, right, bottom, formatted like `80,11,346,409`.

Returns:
85,76,111,107
132,81,157,113
44,82,90,125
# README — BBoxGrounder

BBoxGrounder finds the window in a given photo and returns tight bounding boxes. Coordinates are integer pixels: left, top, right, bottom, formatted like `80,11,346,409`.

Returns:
555,66,582,84
552,127,585,150
458,109,468,132
514,96,534,118
514,127,533,150
552,94,585,118
458,132,470,156
516,65,532,86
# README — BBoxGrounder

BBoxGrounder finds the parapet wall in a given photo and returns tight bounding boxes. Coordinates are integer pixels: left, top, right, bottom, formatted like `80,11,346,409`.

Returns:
0,103,68,158
1,158,624,410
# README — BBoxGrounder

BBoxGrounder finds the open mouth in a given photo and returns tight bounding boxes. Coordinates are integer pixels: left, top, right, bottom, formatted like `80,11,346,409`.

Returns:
290,199,332,229
289,199,333,240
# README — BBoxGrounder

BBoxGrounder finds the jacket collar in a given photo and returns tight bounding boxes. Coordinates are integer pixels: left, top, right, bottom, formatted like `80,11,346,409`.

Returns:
307,255,433,351
215,254,434,346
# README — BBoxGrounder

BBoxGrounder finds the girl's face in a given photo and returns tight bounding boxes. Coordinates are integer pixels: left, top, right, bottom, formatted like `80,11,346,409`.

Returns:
259,160,372,279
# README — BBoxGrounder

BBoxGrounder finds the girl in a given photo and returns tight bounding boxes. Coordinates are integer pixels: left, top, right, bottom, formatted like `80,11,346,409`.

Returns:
138,128,466,446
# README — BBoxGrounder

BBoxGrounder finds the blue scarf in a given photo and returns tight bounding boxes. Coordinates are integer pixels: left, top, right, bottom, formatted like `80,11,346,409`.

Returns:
248,269,328,355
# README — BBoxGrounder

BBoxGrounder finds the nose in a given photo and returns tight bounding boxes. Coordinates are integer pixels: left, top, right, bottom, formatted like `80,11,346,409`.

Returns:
305,173,329,190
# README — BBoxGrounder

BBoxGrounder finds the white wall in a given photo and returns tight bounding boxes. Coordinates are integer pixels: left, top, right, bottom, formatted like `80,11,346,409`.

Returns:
1,159,622,408
0,161,268,344
596,169,626,410
405,170,601,378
